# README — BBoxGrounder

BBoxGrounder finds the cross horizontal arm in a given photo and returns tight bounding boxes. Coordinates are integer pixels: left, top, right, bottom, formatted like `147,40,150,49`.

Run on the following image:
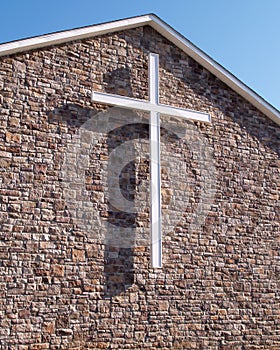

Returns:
92,91,211,123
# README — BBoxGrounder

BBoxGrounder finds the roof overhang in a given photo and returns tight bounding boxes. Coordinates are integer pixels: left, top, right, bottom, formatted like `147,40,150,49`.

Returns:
0,14,279,126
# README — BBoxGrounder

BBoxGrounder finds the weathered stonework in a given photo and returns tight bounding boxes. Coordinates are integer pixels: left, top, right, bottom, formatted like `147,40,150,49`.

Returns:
0,25,279,349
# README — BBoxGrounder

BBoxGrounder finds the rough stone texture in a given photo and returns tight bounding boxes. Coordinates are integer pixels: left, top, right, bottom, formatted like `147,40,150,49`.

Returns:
0,25,279,349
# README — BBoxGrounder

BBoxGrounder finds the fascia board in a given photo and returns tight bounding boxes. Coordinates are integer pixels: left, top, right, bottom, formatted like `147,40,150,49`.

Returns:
0,14,153,57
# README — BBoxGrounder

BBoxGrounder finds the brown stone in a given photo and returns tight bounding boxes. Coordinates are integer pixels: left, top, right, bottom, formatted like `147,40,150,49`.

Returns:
52,264,65,277
6,131,21,143
72,248,85,262
0,159,11,168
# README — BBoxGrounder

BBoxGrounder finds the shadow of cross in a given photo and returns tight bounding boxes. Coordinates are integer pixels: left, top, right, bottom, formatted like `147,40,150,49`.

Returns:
92,53,211,268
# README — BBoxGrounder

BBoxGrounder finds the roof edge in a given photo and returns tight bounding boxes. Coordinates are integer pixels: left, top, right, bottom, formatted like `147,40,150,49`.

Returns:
0,13,279,126
148,15,280,126
0,14,154,56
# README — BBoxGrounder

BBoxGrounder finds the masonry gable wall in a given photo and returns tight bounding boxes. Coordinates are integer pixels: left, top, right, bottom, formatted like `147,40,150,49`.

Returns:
0,25,279,349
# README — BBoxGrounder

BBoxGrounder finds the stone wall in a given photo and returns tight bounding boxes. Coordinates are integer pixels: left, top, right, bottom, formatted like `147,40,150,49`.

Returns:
0,25,279,349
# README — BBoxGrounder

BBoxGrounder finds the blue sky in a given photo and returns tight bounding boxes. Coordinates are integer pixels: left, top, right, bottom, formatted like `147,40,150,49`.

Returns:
0,0,279,111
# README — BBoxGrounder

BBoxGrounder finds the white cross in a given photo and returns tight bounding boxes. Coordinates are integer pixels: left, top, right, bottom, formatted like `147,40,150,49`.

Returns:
92,53,211,268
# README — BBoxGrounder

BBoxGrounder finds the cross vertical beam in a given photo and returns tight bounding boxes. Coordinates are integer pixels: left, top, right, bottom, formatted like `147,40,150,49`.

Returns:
149,53,162,268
